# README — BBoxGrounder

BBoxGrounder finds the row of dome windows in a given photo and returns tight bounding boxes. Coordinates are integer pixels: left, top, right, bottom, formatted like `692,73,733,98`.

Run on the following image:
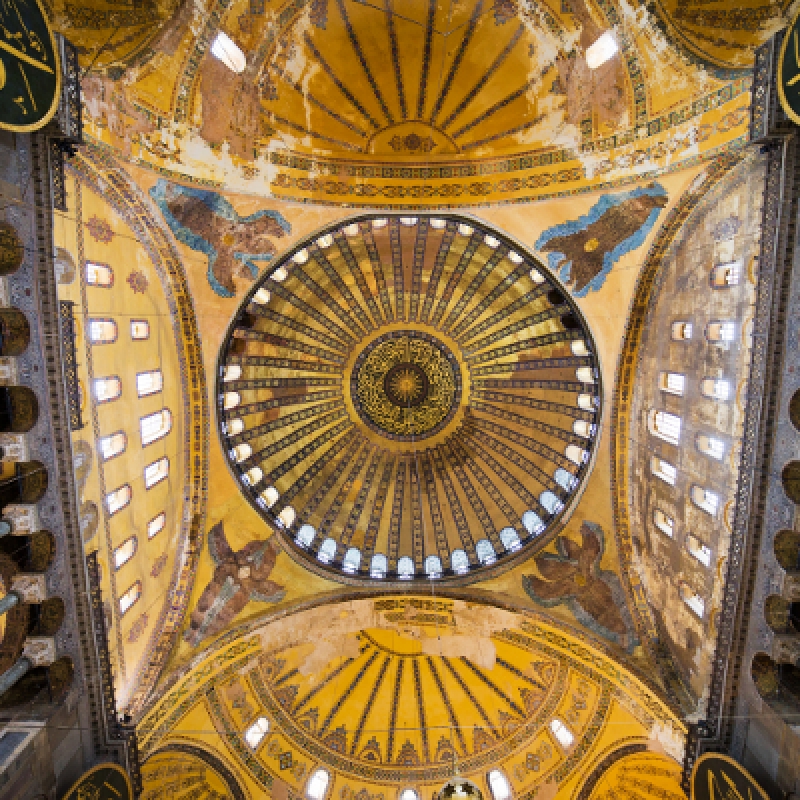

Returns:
88,318,150,343
93,370,163,403
649,411,728,459
671,320,736,343
95,410,172,460
242,715,575,799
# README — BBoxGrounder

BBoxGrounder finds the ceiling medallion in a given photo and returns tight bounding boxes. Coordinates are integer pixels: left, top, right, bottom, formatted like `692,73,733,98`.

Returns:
351,331,461,441
218,215,601,584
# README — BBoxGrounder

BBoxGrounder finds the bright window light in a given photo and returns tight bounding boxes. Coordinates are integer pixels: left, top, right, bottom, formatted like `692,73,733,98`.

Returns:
137,370,163,398
148,512,166,539
244,716,269,749
654,509,674,537
306,769,330,800
586,31,618,69
487,770,511,800
550,718,574,749
400,790,419,800
211,31,246,73
114,537,137,570
370,553,388,578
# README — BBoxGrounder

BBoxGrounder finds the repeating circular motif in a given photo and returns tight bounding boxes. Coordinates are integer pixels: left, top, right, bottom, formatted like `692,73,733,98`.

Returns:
218,215,601,583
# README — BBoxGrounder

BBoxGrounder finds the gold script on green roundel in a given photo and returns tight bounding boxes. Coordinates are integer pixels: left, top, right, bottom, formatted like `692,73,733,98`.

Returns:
690,753,770,800
62,762,132,800
0,0,61,132
779,11,800,127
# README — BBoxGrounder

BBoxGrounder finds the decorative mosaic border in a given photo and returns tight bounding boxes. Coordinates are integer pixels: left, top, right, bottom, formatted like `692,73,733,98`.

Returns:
69,146,210,716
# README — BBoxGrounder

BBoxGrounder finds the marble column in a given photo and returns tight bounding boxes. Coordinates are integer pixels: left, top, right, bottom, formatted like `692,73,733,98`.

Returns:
0,591,18,615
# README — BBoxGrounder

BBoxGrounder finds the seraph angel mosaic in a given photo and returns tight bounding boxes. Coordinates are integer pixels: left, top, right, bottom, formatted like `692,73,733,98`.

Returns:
184,521,285,646
536,183,668,297
150,179,291,297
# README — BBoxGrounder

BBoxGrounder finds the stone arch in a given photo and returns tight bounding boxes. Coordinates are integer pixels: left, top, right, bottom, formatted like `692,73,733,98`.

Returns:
0,657,74,708
26,531,55,572
0,387,38,433
0,309,29,357
54,247,76,285
0,552,29,675
752,652,800,720
79,502,99,543
32,598,65,636
782,461,800,504
774,529,800,571
144,744,247,800
0,222,23,276
16,461,47,504
765,595,792,634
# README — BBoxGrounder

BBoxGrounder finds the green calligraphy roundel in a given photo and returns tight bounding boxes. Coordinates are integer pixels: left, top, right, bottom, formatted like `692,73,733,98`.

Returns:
0,0,61,132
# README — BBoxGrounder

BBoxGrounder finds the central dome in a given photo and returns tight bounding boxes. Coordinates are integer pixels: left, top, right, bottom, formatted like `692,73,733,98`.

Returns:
218,215,600,583
352,331,461,440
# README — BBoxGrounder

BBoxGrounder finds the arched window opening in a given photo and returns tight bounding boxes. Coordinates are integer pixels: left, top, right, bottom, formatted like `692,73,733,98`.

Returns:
99,432,126,461
555,468,576,492
700,378,730,400
425,555,442,578
130,320,150,340
106,485,131,516
86,261,113,287
306,769,330,800
653,509,674,537
119,581,141,615
397,556,415,579
649,410,681,445
659,372,685,396
522,510,545,536
317,538,337,564
253,288,271,304
296,524,315,548
93,377,121,403
686,534,712,567
137,370,163,397
710,260,741,288
571,339,589,356
499,527,521,552
88,319,117,344
370,553,388,579
475,539,496,565
752,654,800,719
223,364,242,382
774,529,800,571
577,393,596,411
651,456,677,485
564,445,587,466
231,443,252,463
343,547,361,574
691,485,719,516
696,434,725,461
706,321,735,343
487,771,511,800
540,491,563,515
549,718,574,749
671,321,692,340
244,466,264,487
223,391,240,410
277,506,295,528
679,582,704,618
572,420,594,438
450,549,469,575
140,409,172,446
226,418,245,436
260,486,279,508
145,457,169,489
575,367,595,384
399,789,419,800
114,536,137,570
244,717,270,750
147,512,165,539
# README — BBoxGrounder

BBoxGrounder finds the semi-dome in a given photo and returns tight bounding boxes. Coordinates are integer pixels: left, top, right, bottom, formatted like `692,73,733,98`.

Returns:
217,214,600,583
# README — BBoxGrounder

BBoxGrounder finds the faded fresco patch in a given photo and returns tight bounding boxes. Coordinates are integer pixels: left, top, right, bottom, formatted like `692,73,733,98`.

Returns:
184,522,285,647
522,521,637,649
150,179,291,297
536,183,668,297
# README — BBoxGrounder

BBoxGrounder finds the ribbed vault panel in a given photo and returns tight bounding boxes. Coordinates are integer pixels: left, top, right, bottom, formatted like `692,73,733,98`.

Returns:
218,215,600,583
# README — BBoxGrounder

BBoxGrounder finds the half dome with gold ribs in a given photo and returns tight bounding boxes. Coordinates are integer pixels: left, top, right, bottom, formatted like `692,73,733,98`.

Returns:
218,214,600,584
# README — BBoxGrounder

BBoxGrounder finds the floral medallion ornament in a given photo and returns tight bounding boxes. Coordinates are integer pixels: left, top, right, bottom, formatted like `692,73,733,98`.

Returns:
127,270,148,294
85,215,115,244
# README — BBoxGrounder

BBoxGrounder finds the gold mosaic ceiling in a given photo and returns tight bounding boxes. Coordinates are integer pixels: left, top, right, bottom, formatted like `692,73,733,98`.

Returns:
218,214,600,583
